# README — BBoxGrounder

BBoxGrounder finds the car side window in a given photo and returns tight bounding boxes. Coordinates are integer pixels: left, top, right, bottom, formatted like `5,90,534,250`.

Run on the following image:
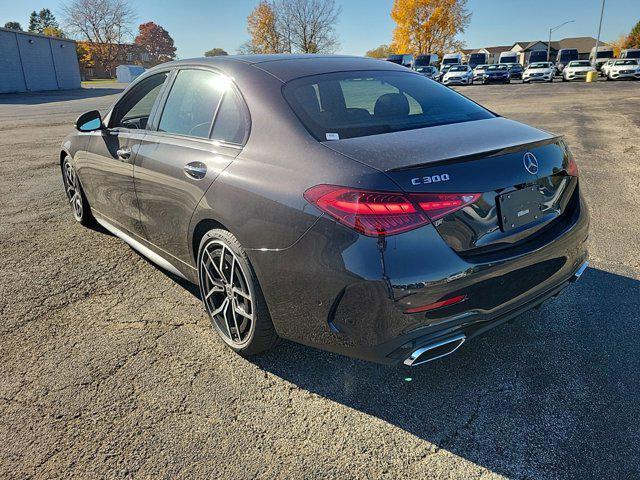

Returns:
211,90,249,145
109,73,168,130
158,69,224,139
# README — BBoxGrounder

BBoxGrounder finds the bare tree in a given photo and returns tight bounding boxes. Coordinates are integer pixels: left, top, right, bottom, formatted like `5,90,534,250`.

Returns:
243,0,340,54
279,0,341,53
62,0,136,75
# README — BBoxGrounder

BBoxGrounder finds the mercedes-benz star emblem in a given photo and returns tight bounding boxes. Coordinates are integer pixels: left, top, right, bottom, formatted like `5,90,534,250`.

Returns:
523,152,539,175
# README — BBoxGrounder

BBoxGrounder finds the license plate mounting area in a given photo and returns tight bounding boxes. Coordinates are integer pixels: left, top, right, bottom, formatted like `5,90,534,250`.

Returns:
498,186,544,232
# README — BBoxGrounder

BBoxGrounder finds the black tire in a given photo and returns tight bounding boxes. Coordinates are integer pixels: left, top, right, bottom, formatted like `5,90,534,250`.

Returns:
197,229,279,356
61,155,95,227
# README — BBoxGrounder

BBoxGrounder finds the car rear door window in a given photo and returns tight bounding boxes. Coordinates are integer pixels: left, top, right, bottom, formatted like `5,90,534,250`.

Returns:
109,73,168,129
211,90,248,145
158,69,224,139
283,71,493,141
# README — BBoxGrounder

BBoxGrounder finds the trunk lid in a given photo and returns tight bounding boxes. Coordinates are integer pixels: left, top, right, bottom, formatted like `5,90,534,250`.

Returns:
323,118,578,254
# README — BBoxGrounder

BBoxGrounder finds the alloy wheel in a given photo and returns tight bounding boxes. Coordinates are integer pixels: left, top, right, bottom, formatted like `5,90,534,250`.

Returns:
199,240,255,348
63,160,83,221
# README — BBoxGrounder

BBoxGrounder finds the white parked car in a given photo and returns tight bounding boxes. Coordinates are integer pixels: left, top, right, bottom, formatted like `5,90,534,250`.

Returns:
600,59,615,77
562,60,596,81
606,59,640,81
523,62,555,83
442,64,473,85
473,64,489,82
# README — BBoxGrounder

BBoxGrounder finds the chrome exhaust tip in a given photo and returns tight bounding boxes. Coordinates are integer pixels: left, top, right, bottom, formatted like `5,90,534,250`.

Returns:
571,260,589,283
403,334,466,367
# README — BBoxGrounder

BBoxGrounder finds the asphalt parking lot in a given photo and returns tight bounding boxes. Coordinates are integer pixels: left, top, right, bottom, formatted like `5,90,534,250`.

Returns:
1,79,639,479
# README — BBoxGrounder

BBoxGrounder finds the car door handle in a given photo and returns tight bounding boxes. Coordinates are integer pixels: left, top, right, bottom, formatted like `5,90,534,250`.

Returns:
184,162,207,180
116,148,131,160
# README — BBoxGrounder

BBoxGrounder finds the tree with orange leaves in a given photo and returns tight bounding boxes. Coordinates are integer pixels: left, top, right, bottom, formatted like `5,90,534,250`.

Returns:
390,0,470,56
134,22,176,66
245,1,282,54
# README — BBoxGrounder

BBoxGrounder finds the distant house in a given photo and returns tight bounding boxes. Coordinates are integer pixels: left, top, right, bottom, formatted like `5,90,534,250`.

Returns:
511,41,557,63
510,37,610,64
460,48,474,62
556,37,609,60
478,45,513,64
78,42,152,79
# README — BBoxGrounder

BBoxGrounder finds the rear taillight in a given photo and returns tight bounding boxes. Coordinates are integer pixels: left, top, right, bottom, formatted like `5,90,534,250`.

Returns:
412,193,481,221
567,156,579,177
304,185,480,237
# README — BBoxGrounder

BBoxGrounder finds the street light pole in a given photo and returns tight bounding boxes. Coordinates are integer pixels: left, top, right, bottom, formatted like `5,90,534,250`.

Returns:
548,20,575,62
593,0,606,67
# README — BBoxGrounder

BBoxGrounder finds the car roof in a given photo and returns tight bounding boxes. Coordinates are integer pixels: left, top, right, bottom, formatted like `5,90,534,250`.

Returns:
153,54,408,83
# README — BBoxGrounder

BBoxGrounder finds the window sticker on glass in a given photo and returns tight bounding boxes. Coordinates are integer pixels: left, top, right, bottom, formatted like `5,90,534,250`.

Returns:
326,132,340,141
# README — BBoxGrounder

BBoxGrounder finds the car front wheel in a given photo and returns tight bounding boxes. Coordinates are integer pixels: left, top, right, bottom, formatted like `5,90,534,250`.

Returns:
197,229,279,356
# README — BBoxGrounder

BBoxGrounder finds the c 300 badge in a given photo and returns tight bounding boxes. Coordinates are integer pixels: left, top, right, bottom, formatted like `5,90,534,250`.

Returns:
411,173,451,186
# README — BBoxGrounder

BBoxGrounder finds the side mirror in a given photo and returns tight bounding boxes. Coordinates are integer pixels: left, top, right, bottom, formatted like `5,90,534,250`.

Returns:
75,110,103,132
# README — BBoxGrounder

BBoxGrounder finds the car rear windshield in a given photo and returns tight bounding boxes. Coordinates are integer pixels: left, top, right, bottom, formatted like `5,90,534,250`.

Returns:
283,70,494,141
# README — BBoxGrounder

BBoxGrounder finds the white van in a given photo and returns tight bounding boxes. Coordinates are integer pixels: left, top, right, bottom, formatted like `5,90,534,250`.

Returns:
499,51,519,64
441,53,462,71
590,46,615,72
620,49,640,60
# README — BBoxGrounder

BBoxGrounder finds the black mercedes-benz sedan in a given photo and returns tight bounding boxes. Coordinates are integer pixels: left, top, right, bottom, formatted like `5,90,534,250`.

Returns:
60,55,589,366
482,64,512,84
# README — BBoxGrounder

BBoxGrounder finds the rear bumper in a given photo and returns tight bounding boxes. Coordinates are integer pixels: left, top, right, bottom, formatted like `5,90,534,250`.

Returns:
250,191,589,365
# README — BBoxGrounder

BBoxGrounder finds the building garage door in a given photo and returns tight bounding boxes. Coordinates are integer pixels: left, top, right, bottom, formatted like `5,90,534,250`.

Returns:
0,30,27,93
0,28,81,93
51,39,82,90
16,33,59,91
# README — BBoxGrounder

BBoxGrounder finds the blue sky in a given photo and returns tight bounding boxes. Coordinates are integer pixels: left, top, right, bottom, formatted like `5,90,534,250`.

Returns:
1,0,635,58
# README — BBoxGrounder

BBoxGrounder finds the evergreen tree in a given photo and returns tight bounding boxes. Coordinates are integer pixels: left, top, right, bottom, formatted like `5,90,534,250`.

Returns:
28,8,59,34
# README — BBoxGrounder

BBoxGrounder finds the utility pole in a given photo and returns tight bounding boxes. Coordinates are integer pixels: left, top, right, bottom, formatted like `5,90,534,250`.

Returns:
593,0,606,66
548,20,575,62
